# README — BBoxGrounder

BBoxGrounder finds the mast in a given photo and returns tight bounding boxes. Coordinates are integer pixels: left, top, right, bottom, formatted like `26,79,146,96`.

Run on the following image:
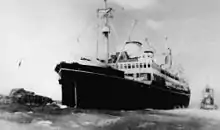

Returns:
97,0,113,63
164,36,172,69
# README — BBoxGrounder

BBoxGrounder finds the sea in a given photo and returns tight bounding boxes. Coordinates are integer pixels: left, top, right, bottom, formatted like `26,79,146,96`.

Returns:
0,105,219,130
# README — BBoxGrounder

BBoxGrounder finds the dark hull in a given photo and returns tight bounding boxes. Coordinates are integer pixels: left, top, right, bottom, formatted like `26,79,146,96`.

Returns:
56,62,190,110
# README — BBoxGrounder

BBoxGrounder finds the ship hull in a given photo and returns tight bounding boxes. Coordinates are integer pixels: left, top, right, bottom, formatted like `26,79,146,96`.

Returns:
56,62,190,110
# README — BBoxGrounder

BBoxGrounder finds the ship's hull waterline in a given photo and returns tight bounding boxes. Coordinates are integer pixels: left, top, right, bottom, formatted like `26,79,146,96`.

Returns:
55,62,190,110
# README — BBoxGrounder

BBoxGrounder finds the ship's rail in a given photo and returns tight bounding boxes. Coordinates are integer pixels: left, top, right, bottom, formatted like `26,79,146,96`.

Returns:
151,61,186,82
108,51,139,63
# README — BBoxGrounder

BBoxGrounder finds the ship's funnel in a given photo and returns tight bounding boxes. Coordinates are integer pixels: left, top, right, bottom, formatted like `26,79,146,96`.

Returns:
124,41,142,57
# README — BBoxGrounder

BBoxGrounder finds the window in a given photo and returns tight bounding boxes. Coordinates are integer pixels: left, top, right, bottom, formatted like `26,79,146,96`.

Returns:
136,63,139,68
144,63,146,68
128,64,131,69
124,64,127,69
120,64,123,69
140,63,143,68
148,64,150,68
132,64,135,68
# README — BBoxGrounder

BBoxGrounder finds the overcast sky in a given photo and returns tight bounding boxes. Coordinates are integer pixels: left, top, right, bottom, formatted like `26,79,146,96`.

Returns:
0,0,220,106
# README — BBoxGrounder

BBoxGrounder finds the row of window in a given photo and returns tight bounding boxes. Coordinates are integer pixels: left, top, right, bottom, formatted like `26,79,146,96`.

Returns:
125,73,152,80
112,63,151,69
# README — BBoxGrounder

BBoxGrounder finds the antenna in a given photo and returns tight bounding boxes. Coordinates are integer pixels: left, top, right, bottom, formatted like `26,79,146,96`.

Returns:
164,35,168,49
160,36,168,56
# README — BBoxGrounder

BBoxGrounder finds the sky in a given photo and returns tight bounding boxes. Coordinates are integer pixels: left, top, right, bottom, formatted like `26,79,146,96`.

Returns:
0,0,220,107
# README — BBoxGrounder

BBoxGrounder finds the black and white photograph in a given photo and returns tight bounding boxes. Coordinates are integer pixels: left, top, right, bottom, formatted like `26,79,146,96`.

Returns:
0,0,219,129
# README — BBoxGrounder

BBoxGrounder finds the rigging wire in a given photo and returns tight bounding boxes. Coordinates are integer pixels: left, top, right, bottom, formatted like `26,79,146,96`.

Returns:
114,19,139,64
96,23,100,58
144,37,156,54
109,22,121,53
128,19,138,42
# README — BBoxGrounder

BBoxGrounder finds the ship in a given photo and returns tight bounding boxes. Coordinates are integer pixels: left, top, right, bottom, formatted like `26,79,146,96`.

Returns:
54,0,191,110
200,84,218,110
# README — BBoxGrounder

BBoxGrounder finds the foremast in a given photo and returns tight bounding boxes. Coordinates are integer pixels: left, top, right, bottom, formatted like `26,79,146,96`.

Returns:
97,0,113,63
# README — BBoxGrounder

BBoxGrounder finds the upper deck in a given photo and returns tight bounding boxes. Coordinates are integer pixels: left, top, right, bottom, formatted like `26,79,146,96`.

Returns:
108,46,189,91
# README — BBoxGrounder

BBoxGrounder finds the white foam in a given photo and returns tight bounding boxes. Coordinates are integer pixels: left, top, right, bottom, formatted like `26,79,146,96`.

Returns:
162,108,220,121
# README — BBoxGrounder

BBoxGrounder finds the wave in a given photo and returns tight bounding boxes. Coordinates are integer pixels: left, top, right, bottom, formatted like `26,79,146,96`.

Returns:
0,108,220,130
